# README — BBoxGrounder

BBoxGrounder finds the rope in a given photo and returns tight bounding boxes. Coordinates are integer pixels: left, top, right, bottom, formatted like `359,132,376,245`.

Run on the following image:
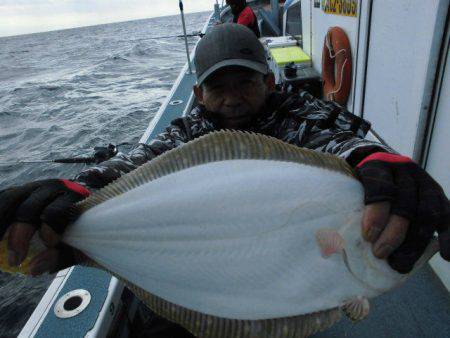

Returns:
325,31,346,58
325,32,349,101
327,58,348,101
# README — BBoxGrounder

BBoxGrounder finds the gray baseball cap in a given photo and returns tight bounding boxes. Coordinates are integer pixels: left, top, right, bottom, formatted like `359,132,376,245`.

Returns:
194,23,269,85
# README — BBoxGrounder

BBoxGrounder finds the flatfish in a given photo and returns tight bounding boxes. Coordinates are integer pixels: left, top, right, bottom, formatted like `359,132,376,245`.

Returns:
1,131,439,337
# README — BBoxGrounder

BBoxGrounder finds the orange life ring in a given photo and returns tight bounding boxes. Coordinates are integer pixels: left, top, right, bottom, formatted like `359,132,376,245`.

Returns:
322,27,352,105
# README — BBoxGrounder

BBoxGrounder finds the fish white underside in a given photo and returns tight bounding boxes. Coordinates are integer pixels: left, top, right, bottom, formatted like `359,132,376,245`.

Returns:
64,159,373,320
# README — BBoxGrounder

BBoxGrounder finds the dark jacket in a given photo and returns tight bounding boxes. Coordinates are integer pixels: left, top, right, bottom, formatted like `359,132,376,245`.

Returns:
75,91,392,189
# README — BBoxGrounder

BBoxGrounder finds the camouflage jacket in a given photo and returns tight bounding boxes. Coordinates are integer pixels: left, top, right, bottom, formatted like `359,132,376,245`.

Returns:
74,90,392,189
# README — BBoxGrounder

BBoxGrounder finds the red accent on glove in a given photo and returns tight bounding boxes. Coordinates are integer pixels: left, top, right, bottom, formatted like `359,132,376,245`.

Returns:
356,152,414,168
60,179,90,197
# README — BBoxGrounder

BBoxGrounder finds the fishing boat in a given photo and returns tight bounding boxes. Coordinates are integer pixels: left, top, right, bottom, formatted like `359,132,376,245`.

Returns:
19,0,450,337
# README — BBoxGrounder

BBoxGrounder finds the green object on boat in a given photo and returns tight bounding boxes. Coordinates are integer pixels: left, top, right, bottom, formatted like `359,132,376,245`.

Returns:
270,46,311,65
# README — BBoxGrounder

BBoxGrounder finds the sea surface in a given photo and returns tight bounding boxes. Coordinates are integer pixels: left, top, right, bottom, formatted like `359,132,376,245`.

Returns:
0,11,210,336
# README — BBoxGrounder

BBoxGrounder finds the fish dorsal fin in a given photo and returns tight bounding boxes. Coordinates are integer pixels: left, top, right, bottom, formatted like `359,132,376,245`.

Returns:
77,130,355,212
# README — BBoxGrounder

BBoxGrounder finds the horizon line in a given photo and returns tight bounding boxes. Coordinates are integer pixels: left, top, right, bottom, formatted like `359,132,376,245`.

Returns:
0,9,211,39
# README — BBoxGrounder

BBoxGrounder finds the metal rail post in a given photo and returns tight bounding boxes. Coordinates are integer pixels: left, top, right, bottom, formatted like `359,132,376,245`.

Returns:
179,0,193,74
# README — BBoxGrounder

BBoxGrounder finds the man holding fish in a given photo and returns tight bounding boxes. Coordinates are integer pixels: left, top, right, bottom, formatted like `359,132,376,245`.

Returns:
0,23,449,333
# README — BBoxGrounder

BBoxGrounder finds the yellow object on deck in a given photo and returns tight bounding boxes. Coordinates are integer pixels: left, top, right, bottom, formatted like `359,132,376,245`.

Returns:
270,46,311,65
0,232,45,275
0,239,31,274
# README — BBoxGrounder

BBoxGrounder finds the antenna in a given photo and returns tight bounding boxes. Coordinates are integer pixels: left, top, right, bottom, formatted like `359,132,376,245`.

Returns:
179,1,193,74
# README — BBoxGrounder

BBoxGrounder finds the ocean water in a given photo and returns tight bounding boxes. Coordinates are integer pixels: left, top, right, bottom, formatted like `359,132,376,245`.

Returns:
0,11,210,336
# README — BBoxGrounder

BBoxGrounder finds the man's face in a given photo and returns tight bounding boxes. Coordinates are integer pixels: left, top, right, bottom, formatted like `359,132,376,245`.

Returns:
194,67,274,129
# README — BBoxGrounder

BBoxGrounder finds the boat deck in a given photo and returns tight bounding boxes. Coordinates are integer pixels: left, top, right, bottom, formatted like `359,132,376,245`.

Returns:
32,267,112,338
315,265,450,337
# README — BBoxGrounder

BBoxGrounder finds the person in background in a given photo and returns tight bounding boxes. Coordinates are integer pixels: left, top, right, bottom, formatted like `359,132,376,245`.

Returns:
226,0,261,37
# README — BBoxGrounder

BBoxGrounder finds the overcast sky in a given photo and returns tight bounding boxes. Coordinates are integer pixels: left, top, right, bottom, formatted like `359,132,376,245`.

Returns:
0,0,217,37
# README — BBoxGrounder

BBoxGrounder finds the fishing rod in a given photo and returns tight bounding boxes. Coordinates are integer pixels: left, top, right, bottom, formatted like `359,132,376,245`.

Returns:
0,143,131,166
141,31,203,41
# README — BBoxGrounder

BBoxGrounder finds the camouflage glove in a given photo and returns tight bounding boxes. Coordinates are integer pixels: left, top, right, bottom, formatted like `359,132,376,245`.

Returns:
356,152,450,273
0,179,90,275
